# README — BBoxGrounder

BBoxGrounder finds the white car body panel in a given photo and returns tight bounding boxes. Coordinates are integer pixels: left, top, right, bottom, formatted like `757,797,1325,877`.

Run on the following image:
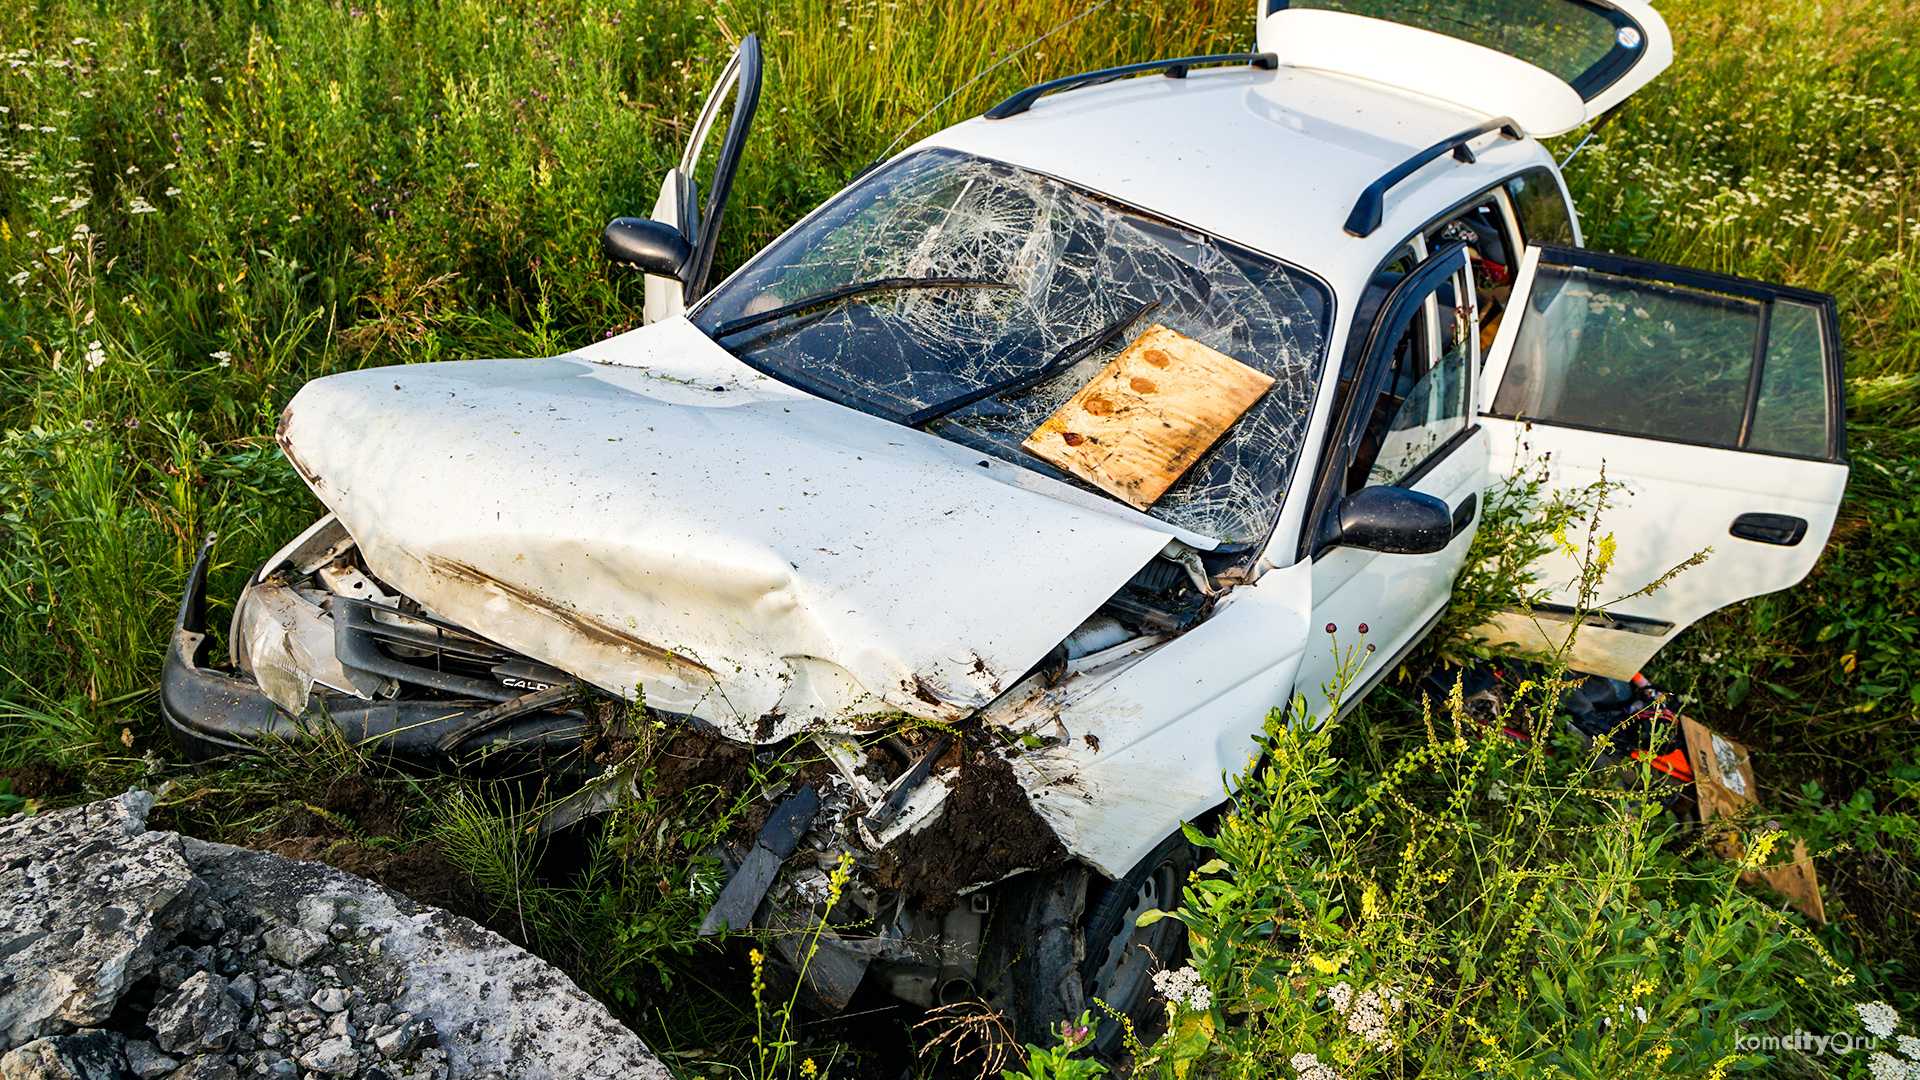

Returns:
982,558,1313,877
1257,10,1587,137
275,318,1182,743
1254,2,1673,137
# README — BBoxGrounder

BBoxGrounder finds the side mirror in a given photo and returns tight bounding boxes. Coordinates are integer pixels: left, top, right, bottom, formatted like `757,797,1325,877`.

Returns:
1319,486,1453,555
601,217,691,278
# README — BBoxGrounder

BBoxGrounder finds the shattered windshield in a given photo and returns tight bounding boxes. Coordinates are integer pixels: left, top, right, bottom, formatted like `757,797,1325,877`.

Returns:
691,149,1331,545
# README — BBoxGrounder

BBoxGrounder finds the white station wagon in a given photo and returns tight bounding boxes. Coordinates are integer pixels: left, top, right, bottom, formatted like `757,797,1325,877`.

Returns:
163,0,1849,1050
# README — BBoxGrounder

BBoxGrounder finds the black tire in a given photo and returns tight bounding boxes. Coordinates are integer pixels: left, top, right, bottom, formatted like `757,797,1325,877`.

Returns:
1078,832,1198,1059
978,832,1196,1062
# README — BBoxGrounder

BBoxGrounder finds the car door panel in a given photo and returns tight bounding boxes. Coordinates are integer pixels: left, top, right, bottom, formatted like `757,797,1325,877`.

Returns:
1298,243,1486,717
1477,244,1849,678
644,37,762,325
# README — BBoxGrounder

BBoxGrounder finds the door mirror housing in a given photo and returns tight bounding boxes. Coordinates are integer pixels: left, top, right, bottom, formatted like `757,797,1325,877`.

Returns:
602,217,692,278
1319,486,1453,555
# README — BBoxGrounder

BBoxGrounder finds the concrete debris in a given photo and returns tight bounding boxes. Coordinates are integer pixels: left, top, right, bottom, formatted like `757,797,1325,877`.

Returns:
0,797,669,1080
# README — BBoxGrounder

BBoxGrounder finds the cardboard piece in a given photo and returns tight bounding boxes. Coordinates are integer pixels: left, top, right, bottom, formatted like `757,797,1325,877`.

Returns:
1022,324,1273,510
1682,716,1826,923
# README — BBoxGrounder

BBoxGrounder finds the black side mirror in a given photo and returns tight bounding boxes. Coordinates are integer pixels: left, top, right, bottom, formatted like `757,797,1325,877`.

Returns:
601,217,691,278
1319,486,1453,555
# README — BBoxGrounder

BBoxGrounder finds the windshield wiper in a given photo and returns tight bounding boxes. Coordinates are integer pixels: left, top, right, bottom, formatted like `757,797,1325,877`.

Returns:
708,276,1012,340
904,297,1160,427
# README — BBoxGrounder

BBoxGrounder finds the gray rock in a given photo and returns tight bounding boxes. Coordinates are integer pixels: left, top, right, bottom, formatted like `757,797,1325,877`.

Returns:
302,991,342,1017
0,794,206,1051
147,973,239,1056
0,1030,128,1080
292,1040,352,1077
159,1056,235,1080
122,1042,177,1080
369,1019,434,1063
223,977,255,1013
258,930,324,970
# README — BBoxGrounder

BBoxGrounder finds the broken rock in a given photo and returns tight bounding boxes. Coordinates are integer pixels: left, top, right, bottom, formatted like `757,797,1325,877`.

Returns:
147,973,238,1057
121,1042,176,1080
258,927,325,969
0,793,206,1052
0,1030,127,1080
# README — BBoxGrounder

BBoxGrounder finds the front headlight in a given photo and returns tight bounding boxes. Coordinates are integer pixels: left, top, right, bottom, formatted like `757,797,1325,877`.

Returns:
232,578,389,715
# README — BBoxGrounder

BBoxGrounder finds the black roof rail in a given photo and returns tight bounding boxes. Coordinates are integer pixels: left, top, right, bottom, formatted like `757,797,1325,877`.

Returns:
1343,117,1524,238
984,52,1278,120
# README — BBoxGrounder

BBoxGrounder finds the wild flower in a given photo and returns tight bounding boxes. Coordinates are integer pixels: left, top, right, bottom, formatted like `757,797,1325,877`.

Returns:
164,188,181,197
1898,1035,1920,1057
1289,1051,1342,1080
1859,1001,1902,1038
211,351,232,368
1869,1051,1914,1080
1152,965,1212,1011
85,342,105,370
128,198,158,215
6,271,28,287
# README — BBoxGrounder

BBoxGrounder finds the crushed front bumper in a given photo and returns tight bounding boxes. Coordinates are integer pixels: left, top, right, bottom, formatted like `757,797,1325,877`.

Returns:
161,536,594,765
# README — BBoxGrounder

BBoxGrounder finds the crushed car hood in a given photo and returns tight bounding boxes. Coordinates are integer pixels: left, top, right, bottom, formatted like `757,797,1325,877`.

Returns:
276,318,1182,742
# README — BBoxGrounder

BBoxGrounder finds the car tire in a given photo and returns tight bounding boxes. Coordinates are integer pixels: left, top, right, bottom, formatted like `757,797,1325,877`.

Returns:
1078,832,1198,1059
978,832,1196,1062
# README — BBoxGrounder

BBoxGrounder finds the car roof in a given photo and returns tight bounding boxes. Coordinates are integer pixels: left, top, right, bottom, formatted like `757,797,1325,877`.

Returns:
916,63,1555,297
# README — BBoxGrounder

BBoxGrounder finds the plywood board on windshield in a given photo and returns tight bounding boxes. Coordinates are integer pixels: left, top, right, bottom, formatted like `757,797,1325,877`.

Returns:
1022,324,1273,510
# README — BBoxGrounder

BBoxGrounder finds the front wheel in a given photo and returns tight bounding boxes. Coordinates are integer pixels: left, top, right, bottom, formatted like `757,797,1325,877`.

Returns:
979,832,1197,1061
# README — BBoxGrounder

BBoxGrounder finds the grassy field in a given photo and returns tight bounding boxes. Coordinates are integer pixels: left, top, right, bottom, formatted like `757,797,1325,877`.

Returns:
2,0,1918,1075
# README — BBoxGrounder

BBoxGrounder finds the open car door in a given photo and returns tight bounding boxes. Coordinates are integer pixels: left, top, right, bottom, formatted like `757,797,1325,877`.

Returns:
1476,244,1849,679
1256,0,1672,137
643,35,762,324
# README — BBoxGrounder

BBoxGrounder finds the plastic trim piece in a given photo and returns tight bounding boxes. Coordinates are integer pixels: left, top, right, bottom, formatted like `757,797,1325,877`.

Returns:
1344,118,1523,238
982,53,1278,120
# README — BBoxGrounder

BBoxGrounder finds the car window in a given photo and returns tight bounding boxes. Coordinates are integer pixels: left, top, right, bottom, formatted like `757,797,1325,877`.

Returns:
1427,199,1518,355
1506,168,1576,247
1280,0,1632,92
692,148,1334,546
1348,261,1475,490
1491,266,1777,450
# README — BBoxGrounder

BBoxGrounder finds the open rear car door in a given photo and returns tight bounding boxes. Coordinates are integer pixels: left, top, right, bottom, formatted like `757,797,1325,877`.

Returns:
1476,244,1849,679
643,36,762,324
1256,0,1673,137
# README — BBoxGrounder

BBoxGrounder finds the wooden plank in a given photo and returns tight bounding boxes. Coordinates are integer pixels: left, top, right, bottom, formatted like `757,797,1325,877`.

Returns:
1021,324,1274,510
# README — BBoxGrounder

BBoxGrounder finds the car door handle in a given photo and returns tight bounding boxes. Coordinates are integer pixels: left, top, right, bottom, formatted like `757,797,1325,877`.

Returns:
1449,492,1477,538
1729,512,1808,546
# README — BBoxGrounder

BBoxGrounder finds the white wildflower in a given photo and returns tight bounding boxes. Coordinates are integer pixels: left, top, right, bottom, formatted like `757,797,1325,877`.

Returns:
1327,981,1354,1013
1869,1051,1911,1080
462,162,480,168
211,350,232,367
1151,966,1211,1012
128,197,158,214
1860,1001,1902,1038
85,341,105,370
125,164,139,173
46,245,64,256
163,187,181,197
6,270,28,287
1344,986,1401,1050
1289,1052,1343,1080
1898,1035,1920,1058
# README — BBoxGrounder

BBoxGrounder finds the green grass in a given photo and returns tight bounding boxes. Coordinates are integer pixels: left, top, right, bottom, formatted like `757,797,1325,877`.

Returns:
2,0,1918,1074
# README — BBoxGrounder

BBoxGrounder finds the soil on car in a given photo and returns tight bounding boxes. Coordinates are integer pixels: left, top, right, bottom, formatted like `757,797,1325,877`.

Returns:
875,734,1069,915
246,772,492,926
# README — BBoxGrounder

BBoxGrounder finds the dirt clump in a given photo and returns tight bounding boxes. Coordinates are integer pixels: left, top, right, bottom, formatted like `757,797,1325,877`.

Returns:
248,772,489,924
0,760,80,799
876,736,1068,915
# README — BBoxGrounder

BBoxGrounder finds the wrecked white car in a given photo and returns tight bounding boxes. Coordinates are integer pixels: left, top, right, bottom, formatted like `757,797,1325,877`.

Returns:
163,0,1850,1050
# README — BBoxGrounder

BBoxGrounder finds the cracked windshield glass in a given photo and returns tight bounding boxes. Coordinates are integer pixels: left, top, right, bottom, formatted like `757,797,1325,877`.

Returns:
692,148,1332,546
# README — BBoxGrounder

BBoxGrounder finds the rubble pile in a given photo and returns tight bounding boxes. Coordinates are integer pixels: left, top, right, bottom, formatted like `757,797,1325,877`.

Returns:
0,793,666,1080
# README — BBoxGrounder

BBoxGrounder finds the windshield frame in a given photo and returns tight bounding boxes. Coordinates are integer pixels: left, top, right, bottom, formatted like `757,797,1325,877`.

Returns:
687,148,1337,553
